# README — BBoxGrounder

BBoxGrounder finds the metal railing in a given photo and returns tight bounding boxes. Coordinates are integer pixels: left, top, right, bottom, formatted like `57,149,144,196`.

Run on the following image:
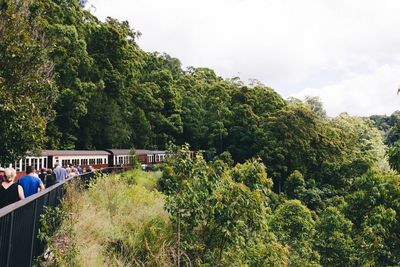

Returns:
0,167,125,267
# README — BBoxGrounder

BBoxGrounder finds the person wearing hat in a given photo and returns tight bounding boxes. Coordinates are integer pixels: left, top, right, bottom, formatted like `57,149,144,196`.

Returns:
0,167,6,183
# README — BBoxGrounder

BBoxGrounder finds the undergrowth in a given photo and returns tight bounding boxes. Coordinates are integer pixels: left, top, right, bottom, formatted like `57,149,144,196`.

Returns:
39,170,174,266
37,180,82,266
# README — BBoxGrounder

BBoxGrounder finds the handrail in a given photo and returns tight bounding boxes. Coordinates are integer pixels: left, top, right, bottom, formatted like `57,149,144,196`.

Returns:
0,177,68,218
0,167,124,218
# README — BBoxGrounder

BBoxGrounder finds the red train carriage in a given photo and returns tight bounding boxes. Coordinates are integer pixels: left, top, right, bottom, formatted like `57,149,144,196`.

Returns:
1,149,169,179
105,149,167,167
3,150,109,179
43,150,110,170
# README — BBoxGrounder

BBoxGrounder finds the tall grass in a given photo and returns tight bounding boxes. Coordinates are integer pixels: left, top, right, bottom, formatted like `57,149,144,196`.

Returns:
120,169,162,190
42,170,176,266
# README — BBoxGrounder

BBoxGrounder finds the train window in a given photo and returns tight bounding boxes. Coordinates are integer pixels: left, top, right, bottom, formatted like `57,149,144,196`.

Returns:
32,158,38,170
81,159,88,165
39,159,42,169
44,158,47,168
62,159,71,166
22,159,26,172
89,159,95,165
15,160,20,171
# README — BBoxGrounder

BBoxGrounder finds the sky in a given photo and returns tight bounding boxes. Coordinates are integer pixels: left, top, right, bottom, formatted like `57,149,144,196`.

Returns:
88,0,400,116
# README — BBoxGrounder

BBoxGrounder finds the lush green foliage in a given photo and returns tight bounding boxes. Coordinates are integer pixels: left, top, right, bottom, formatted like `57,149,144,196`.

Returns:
0,0,57,163
2,0,400,265
370,111,400,146
160,145,289,265
159,145,400,266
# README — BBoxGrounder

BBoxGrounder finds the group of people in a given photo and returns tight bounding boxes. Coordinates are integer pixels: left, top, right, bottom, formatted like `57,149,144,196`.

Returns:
0,163,92,209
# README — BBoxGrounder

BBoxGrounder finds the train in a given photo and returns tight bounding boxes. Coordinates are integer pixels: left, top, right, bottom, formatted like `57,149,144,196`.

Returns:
0,149,167,178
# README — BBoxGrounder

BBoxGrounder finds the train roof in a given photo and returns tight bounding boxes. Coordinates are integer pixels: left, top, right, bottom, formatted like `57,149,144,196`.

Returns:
106,149,166,155
41,150,110,156
25,149,167,157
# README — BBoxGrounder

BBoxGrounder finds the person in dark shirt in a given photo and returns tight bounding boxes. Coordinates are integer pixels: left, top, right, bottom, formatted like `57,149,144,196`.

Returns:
0,167,24,208
18,166,45,198
45,169,56,188
38,168,47,184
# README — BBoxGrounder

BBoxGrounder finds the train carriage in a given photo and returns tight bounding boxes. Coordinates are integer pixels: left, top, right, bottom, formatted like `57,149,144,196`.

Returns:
105,149,167,166
43,150,110,170
1,149,169,179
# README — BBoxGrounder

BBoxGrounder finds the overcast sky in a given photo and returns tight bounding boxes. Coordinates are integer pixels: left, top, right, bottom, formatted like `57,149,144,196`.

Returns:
89,0,400,116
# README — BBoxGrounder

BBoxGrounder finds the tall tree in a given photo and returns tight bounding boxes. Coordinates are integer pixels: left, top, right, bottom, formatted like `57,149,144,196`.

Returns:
0,0,56,163
33,0,98,149
315,207,355,266
270,199,320,266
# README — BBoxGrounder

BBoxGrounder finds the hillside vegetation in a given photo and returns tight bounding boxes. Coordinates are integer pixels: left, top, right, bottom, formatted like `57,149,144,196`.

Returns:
1,1,400,266
42,150,400,266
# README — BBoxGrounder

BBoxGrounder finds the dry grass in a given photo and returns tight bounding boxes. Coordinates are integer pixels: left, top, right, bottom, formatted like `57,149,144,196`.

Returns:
120,169,162,190
69,171,173,266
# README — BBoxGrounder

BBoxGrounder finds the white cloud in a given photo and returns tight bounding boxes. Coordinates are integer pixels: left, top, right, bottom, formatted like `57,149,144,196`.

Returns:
88,0,400,115
293,64,400,116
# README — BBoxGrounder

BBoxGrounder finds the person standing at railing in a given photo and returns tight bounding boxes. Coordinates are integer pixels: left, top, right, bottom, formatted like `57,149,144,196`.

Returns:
45,169,56,188
77,165,82,174
18,166,45,198
0,167,25,208
70,167,79,178
0,167,5,182
53,162,67,183
38,168,47,184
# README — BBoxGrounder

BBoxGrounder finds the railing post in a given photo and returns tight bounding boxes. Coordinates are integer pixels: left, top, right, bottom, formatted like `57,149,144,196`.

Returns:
29,199,38,266
6,211,14,267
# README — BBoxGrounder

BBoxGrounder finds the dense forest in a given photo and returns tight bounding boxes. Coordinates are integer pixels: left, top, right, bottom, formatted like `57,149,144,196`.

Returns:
1,0,400,266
